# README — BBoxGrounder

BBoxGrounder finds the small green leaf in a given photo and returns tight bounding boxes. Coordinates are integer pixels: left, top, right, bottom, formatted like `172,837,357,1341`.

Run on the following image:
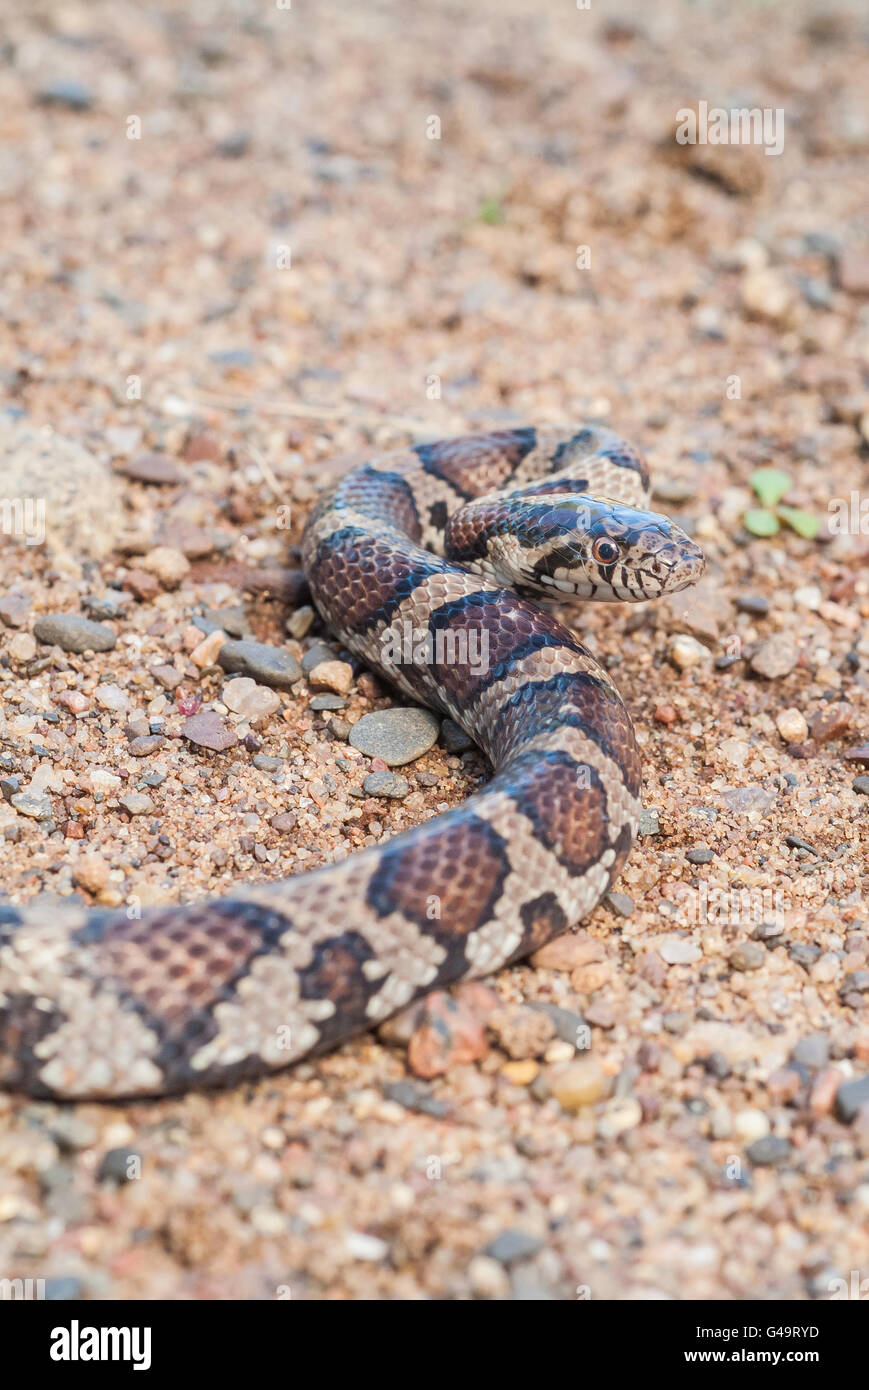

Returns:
777,505,820,539
479,196,504,225
750,467,792,507
743,507,780,537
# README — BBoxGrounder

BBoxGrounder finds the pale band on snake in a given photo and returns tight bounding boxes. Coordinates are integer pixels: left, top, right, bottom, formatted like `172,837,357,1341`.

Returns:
0,425,705,1099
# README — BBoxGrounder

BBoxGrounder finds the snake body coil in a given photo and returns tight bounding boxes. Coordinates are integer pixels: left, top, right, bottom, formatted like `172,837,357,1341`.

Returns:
0,426,704,1098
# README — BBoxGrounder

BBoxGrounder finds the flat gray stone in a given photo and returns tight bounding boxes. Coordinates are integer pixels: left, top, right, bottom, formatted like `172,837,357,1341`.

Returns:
363,770,410,799
33,614,117,654
349,707,440,766
218,639,302,689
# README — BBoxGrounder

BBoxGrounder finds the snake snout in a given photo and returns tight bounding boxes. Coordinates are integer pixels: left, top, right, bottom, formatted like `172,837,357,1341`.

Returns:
656,536,706,591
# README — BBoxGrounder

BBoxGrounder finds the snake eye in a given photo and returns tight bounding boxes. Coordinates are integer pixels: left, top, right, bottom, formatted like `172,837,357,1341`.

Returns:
592,537,620,566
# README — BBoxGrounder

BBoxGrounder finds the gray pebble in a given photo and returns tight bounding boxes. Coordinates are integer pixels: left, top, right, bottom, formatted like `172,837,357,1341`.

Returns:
750,634,800,680
349,707,440,766
34,613,117,654
44,1276,84,1300
638,808,660,836
483,1230,544,1265
605,891,634,918
97,1148,141,1184
440,717,472,752
218,638,302,689
11,791,52,820
736,595,769,616
301,641,338,673
363,770,410,799
36,79,93,110
790,1034,829,1070
687,846,714,864
789,942,821,971
729,941,766,971
526,1001,586,1045
252,754,283,772
309,694,348,710
746,1135,792,1166
853,777,869,796
383,1081,449,1118
119,792,154,817
835,1075,869,1124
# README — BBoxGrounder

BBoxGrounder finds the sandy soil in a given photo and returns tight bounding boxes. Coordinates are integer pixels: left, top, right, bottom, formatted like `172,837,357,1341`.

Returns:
0,0,867,1300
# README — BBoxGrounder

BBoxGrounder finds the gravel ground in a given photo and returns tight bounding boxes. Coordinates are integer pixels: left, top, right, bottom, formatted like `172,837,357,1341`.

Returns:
0,0,868,1300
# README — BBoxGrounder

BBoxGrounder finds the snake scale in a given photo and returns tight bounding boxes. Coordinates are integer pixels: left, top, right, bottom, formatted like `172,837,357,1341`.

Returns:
0,425,704,1099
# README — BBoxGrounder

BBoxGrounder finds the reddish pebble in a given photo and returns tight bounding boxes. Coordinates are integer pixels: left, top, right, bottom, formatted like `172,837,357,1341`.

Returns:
64,821,85,839
176,693,202,716
407,991,489,1078
844,744,869,765
56,690,89,714
124,569,160,602
370,756,389,772
809,1068,842,1117
654,703,677,724
809,702,854,743
182,711,238,752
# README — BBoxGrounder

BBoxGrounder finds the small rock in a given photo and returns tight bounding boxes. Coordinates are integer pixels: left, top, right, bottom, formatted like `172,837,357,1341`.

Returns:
843,744,869,765
483,1230,544,1265
8,631,36,662
440,718,472,752
791,1035,829,1070
124,569,160,602
638,808,660,836
597,1096,642,1139
0,594,31,627
309,694,348,711
733,1108,770,1142
668,634,710,670
252,754,283,772
118,452,184,485
118,793,154,816
468,1255,510,1298
729,941,766,972
605,891,634,917
97,1149,141,1184
659,936,702,965
150,664,183,690
547,1059,609,1111
182,712,238,752
501,1060,539,1086
219,639,302,689
222,678,281,722
686,846,714,865
793,584,822,611
72,854,110,895
746,1135,792,1166
36,78,93,110
530,935,601,972
363,770,410,799
128,735,166,757
737,594,769,616
141,546,190,589
190,628,228,669
836,1075,869,1124
349,707,440,766
55,690,89,715
741,268,794,323
94,682,130,714
382,1080,449,1119
776,708,809,743
488,1004,556,1059
269,813,297,832
750,634,800,679
33,614,116,654
286,605,315,639
11,791,52,819
307,659,353,695
853,777,869,796
809,702,854,743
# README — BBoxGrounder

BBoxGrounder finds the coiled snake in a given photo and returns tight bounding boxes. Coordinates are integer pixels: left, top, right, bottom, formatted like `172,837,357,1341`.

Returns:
0,426,704,1098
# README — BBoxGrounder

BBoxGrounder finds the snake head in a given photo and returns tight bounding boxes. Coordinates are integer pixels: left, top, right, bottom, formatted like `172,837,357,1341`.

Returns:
447,492,706,602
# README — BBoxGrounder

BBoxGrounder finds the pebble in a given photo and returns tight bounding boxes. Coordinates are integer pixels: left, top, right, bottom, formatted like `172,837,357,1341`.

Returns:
344,1231,389,1262
33,614,117,654
809,702,853,743
382,1080,449,1119
598,1096,642,1139
124,569,160,602
252,754,283,772
528,1001,587,1045
0,594,30,627
733,1108,770,1142
94,683,130,713
776,707,808,742
269,813,297,832
853,777,869,796
286,605,315,639
222,678,281,721
119,793,154,816
835,1076,869,1123
501,1060,539,1086
729,941,766,972
440,718,472,752
128,735,166,757
363,770,410,799
190,628,228,669
141,546,190,588
483,1230,544,1264
9,631,36,662
791,1035,829,1070
737,594,769,616
36,79,93,110
659,936,702,965
11,791,52,819
182,712,238,752
746,1135,792,1167
547,1059,609,1111
686,846,714,865
844,744,869,764
530,935,601,971
793,584,822,611
118,452,184,485
741,268,794,323
97,1149,141,1184
72,854,110,895
488,1005,556,1059
638,808,660,836
668,634,710,670
468,1255,511,1298
218,639,302,688
150,664,183,690
605,891,634,917
750,634,800,679
309,694,347,710
301,641,338,673
349,707,440,766
307,659,354,695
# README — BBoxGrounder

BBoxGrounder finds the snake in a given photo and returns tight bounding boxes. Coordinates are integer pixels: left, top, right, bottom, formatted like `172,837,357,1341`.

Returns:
0,425,704,1099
